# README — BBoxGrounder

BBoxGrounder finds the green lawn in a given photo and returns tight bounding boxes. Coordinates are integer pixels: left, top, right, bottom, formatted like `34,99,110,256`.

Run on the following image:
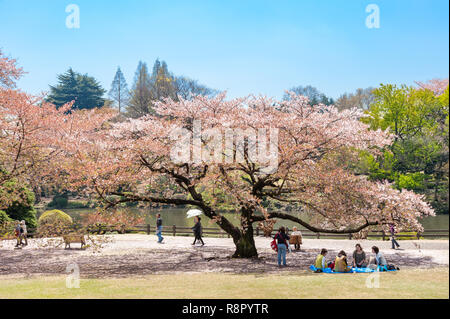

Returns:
0,268,448,299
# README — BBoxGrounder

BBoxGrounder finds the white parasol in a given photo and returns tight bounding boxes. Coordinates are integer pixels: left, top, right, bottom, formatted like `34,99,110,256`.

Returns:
186,209,203,218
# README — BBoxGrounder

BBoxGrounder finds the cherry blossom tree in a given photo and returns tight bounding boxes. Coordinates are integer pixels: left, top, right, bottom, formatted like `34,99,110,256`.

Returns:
1,51,434,257
57,92,434,258
416,78,449,96
0,51,73,208
0,50,24,89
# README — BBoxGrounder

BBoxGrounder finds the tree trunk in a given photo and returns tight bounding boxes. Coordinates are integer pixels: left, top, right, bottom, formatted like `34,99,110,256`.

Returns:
232,225,258,258
231,207,258,258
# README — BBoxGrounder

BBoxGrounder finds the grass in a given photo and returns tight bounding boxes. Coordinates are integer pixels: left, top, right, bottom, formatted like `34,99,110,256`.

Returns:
0,268,448,299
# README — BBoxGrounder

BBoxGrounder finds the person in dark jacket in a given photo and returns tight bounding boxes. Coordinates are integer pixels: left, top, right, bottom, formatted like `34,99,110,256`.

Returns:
389,224,400,249
191,216,204,246
156,213,164,243
274,226,290,266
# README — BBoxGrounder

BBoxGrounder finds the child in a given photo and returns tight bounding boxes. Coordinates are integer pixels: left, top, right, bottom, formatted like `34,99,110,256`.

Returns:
314,248,328,272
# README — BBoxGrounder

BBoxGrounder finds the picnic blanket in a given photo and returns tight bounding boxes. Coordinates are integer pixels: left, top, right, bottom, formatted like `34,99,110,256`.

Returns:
309,265,397,273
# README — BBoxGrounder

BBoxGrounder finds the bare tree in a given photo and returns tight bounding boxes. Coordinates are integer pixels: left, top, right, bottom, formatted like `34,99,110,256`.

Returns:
127,61,153,117
174,76,219,100
284,85,334,106
108,67,130,113
335,87,375,111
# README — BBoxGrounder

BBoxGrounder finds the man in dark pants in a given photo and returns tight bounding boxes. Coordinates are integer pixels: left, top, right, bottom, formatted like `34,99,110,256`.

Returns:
191,216,204,246
389,224,400,249
156,213,164,243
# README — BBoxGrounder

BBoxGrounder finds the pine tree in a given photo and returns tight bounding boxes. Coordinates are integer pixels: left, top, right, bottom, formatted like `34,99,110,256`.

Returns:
108,67,130,113
47,68,105,110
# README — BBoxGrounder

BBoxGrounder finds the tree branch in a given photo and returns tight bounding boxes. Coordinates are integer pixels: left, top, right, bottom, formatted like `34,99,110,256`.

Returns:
252,211,378,234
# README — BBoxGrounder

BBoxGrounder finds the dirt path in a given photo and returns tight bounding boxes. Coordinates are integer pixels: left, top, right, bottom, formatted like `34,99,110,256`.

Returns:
0,234,448,278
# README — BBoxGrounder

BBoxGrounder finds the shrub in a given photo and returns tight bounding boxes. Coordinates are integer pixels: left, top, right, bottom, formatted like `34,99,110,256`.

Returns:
0,210,14,238
39,209,73,224
37,209,73,236
396,231,424,240
66,200,92,209
0,210,11,225
83,209,144,234
2,180,37,228
47,193,69,209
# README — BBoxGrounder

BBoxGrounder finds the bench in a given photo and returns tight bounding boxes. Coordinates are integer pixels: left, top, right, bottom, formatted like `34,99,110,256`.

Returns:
63,234,86,249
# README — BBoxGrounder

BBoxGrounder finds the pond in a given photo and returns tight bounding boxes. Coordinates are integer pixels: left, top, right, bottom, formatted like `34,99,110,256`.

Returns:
37,207,449,231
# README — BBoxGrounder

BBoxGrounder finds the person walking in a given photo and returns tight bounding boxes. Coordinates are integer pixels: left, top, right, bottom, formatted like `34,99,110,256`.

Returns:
156,213,164,243
274,226,290,267
191,216,204,246
14,222,21,248
389,224,400,249
19,220,28,246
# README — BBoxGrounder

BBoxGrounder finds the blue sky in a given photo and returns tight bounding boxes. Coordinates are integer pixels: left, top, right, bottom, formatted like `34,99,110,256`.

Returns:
0,0,448,99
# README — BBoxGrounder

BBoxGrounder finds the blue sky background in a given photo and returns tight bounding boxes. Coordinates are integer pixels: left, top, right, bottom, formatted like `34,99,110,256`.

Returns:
0,0,448,99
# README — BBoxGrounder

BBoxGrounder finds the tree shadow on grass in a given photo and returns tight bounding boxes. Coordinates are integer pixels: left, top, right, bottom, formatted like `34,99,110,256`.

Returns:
0,246,444,279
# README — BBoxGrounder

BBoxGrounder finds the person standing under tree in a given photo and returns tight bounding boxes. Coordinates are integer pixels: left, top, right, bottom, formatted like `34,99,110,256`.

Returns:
156,213,164,243
274,226,290,267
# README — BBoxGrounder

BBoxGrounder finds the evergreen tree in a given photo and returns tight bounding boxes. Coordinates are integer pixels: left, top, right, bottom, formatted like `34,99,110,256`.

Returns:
108,67,130,113
2,179,37,228
47,68,106,110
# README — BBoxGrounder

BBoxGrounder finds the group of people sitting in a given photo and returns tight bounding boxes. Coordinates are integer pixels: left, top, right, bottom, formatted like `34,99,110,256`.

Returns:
314,244,387,272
